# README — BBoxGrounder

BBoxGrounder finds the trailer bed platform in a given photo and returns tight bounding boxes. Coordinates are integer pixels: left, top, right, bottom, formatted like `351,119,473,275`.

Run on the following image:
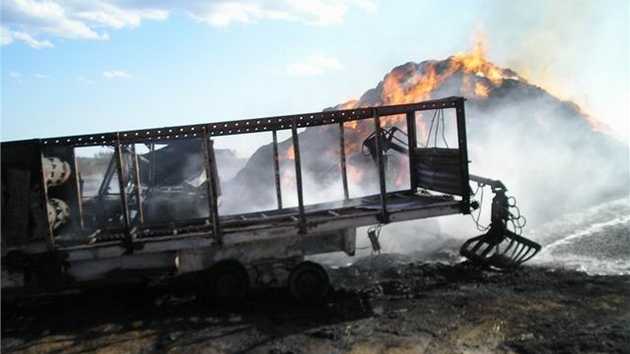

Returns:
57,191,463,253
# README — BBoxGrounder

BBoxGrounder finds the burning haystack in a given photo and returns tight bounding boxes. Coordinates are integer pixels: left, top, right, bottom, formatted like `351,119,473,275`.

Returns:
221,43,629,221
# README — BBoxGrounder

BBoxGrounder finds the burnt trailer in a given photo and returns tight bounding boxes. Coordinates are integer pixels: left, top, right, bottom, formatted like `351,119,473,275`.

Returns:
1,96,540,301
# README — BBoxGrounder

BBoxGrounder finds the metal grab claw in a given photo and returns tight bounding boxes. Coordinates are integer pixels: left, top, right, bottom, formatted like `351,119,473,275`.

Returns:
460,228,541,269
461,174,542,269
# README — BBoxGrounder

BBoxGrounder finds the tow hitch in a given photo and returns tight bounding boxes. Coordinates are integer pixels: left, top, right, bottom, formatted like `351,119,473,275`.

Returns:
460,175,541,269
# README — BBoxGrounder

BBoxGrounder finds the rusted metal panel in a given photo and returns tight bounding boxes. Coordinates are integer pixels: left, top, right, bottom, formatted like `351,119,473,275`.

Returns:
1,141,52,247
414,148,465,196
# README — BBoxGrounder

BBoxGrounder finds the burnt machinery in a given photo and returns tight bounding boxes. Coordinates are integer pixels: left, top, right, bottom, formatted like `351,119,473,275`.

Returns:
1,96,540,301
363,111,541,269
461,175,541,269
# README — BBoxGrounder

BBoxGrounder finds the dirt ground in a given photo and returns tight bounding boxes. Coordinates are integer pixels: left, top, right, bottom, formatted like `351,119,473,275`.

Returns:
2,259,629,354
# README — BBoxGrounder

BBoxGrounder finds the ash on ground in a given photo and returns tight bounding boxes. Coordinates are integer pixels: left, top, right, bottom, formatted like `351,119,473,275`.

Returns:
3,255,629,354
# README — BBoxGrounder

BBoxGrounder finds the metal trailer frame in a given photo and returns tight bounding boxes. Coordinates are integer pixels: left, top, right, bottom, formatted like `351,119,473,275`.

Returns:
1,96,471,291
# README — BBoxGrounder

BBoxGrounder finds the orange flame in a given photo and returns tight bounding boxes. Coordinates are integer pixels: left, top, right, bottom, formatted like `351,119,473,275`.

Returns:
281,168,294,189
474,82,490,97
309,31,529,188
285,144,295,160
451,32,506,86
346,164,364,183
376,30,523,106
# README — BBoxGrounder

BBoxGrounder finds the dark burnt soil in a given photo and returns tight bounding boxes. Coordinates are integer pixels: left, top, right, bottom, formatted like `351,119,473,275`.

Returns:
2,261,629,354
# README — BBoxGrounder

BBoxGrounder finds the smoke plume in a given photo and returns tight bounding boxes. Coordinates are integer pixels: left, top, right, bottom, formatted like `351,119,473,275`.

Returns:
219,51,629,255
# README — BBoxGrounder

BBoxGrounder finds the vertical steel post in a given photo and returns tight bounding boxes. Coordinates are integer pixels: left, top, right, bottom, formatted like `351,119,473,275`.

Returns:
72,154,85,230
149,143,155,186
373,109,389,223
406,111,418,192
339,122,350,200
203,129,223,243
114,135,132,252
454,98,471,212
291,120,307,234
130,144,144,225
38,146,56,251
272,130,283,209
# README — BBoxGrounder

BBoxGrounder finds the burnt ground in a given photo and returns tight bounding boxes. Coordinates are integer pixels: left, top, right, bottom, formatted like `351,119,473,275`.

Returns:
2,259,629,354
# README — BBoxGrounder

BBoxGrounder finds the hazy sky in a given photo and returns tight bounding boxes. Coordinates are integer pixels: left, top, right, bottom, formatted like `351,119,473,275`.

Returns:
2,0,629,150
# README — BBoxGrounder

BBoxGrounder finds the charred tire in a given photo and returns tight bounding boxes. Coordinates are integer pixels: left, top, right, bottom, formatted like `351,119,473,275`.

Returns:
203,260,249,304
288,261,330,301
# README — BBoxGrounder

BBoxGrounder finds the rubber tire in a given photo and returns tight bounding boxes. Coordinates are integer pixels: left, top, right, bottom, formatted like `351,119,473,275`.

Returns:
204,260,249,304
288,261,330,301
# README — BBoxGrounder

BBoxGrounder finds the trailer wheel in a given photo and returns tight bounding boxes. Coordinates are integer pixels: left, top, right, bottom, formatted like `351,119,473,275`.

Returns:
204,260,249,304
288,261,330,301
